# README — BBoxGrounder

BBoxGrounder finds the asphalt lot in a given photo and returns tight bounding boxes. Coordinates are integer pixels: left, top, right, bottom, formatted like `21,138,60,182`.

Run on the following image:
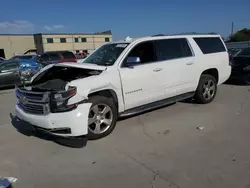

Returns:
1,83,250,188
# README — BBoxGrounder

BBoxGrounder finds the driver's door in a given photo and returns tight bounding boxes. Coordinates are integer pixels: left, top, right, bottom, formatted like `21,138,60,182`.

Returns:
0,62,20,86
118,41,166,110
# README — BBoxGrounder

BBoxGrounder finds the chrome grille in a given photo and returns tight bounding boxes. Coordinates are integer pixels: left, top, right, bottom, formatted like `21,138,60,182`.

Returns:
15,87,50,115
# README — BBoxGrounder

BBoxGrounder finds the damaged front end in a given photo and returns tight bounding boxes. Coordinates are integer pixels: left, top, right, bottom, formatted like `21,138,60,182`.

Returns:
15,64,104,141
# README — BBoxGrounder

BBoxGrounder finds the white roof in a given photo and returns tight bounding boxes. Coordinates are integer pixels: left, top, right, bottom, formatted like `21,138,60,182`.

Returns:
111,34,221,44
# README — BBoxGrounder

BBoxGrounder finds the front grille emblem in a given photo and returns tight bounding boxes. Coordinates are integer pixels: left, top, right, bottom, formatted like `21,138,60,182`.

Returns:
19,96,27,105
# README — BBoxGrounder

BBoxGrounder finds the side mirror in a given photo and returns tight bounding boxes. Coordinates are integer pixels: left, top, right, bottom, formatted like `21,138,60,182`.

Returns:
124,57,141,67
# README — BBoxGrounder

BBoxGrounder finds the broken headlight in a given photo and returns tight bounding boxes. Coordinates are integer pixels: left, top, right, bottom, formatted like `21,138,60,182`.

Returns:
50,87,78,113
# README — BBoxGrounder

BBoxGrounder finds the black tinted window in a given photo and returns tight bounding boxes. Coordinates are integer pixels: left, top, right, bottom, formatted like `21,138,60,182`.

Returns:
81,38,87,42
47,38,54,43
60,38,66,43
154,38,192,61
49,53,61,60
62,52,75,59
126,41,156,64
193,37,226,54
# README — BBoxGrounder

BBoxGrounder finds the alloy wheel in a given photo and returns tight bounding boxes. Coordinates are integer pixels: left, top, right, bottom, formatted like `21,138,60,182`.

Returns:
88,103,113,134
202,80,216,100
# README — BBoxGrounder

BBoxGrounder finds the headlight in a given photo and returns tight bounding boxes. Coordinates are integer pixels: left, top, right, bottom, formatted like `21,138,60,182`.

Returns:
50,87,77,113
243,65,250,71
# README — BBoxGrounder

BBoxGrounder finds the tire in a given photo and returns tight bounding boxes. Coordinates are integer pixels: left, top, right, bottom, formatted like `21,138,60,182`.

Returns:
242,74,250,85
194,74,217,104
87,95,118,140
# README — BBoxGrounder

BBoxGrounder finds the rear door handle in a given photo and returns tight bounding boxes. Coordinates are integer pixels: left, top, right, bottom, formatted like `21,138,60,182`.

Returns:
153,68,163,72
186,62,194,66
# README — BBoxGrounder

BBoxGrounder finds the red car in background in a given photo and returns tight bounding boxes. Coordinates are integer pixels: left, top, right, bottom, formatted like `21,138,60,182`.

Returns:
38,51,77,64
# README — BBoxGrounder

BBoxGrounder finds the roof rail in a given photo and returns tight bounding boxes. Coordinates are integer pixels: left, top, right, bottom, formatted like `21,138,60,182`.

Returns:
151,34,165,37
151,32,218,37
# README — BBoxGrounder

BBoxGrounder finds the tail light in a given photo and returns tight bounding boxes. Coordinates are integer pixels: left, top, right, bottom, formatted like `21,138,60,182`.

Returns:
50,86,77,113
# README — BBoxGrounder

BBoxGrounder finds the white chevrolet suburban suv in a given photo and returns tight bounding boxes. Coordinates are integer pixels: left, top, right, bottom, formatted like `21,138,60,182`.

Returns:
15,34,231,146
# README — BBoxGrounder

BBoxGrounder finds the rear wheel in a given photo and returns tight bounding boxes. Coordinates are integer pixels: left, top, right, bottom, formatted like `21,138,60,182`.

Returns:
194,74,217,104
87,96,118,140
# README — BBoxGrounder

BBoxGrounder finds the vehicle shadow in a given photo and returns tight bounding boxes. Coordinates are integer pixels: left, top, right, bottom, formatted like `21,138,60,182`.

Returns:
223,79,247,86
10,113,86,148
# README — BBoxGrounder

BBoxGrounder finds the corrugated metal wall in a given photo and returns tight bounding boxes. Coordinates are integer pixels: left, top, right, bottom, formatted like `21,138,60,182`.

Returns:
226,41,250,49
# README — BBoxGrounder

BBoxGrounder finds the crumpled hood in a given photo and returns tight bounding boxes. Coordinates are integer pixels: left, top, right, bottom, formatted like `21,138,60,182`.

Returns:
55,62,107,71
29,62,107,83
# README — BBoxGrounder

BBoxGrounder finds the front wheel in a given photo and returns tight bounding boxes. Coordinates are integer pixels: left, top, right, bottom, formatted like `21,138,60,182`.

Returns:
87,96,118,140
194,74,217,104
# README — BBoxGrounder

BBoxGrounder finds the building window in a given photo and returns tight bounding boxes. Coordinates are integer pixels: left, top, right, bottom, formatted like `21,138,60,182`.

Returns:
105,38,110,42
81,38,87,42
75,38,79,43
47,38,54,43
60,38,66,43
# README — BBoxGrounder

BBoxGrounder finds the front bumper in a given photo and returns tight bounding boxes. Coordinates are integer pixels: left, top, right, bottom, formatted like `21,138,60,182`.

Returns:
15,102,92,137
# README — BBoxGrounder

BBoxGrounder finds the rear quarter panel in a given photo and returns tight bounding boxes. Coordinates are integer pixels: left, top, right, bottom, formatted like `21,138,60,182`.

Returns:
188,36,231,87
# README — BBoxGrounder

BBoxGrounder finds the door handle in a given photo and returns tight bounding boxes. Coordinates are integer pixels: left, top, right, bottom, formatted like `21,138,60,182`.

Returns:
153,68,163,72
186,62,194,66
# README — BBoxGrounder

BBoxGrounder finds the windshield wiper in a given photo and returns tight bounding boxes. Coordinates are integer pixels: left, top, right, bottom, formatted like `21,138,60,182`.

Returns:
97,62,113,66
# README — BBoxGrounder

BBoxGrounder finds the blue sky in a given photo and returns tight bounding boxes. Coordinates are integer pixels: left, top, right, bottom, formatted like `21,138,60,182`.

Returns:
0,0,249,40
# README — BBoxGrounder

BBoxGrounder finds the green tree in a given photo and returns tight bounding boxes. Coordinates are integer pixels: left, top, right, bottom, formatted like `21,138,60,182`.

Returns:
229,28,250,42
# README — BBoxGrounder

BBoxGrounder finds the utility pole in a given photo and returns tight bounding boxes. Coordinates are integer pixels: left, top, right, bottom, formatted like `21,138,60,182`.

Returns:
231,22,234,36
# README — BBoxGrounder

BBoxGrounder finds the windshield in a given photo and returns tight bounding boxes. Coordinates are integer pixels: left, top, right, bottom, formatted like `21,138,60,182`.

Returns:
237,47,250,56
84,43,129,66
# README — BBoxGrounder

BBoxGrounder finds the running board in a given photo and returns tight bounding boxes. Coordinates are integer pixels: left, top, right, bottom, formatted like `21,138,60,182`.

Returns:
119,92,195,117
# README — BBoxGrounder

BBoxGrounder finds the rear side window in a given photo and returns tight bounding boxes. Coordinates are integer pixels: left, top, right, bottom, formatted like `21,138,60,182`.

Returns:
61,51,76,59
154,38,193,61
49,53,61,61
193,37,226,54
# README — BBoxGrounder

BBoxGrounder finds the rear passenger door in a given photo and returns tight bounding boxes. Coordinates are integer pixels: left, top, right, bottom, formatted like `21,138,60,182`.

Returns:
154,38,196,97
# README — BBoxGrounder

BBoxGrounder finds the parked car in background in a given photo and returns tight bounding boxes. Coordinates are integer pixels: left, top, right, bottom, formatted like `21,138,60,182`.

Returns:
0,61,21,87
228,48,242,61
18,59,43,82
37,51,77,64
0,57,5,62
15,34,231,146
229,47,250,84
9,55,36,61
0,59,42,88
